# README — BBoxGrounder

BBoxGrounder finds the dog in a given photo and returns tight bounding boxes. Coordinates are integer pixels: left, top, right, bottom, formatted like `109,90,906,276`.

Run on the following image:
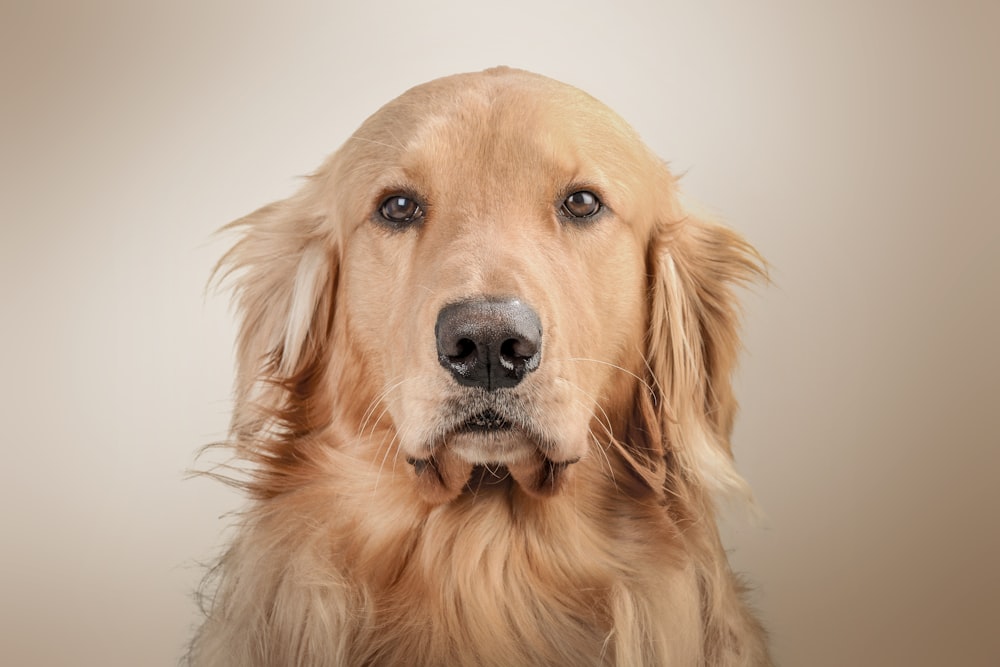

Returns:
189,67,770,666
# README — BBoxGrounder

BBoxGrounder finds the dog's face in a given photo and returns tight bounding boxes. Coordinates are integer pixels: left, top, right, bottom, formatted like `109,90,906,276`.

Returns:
330,72,663,497
225,68,760,506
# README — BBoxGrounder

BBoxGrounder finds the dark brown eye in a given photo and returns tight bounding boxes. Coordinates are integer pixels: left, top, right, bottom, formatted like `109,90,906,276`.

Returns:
560,190,601,219
379,195,424,226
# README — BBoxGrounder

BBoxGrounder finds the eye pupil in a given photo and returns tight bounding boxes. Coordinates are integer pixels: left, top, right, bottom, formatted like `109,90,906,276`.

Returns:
561,190,601,219
379,195,423,226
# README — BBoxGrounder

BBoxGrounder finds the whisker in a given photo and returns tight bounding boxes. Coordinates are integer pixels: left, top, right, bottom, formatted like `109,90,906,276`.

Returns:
372,426,400,496
371,412,423,499
347,134,402,151
484,462,509,480
555,376,617,444
358,377,410,438
589,431,619,492
558,356,654,395
556,385,618,490
383,126,407,151
636,345,661,398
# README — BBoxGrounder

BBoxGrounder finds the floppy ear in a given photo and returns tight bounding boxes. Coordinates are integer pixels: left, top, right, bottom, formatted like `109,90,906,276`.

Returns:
646,196,765,507
214,186,339,443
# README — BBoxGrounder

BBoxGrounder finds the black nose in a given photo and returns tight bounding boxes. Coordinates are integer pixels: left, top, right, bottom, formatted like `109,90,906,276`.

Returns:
435,298,542,390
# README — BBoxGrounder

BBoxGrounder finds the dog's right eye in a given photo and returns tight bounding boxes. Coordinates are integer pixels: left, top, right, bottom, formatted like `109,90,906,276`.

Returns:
378,195,424,227
560,190,602,220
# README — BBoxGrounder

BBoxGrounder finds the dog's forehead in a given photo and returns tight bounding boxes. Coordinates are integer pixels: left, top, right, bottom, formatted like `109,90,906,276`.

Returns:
333,69,658,210
377,68,632,143
372,73,628,158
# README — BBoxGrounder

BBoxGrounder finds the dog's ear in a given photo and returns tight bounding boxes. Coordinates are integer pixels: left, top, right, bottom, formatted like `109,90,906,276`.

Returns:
214,185,339,442
646,196,765,506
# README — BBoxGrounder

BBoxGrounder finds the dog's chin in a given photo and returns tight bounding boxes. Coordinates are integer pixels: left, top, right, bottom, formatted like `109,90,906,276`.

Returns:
448,429,537,467
406,429,577,504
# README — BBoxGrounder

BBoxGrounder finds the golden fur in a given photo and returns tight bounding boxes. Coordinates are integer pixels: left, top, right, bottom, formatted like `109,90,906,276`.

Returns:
189,67,770,666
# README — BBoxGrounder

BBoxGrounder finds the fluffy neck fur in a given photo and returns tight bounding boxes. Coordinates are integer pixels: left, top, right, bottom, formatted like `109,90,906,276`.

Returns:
190,413,767,666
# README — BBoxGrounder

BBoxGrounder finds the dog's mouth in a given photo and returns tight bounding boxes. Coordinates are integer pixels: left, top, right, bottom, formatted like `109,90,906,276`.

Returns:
406,399,576,503
444,402,540,467
459,408,513,433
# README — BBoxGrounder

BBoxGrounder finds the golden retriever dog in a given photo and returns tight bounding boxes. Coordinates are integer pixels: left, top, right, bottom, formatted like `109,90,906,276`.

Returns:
190,67,770,666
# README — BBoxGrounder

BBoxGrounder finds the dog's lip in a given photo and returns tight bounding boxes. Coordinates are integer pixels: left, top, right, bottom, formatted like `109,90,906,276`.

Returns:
406,395,561,472
405,456,433,475
405,454,580,469
405,454,581,500
457,408,513,432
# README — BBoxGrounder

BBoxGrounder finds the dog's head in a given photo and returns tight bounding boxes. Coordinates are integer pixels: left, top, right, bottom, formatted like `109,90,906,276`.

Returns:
219,68,762,507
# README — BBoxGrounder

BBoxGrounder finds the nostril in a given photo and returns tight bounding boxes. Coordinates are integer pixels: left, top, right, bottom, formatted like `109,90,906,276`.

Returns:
499,339,517,371
498,337,538,371
452,338,477,362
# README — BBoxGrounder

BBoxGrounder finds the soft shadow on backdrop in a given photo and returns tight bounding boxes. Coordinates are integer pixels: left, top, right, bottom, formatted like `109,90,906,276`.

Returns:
1,1,997,665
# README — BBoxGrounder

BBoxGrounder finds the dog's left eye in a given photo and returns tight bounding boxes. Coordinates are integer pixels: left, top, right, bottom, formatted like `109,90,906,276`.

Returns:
379,195,424,226
560,191,602,219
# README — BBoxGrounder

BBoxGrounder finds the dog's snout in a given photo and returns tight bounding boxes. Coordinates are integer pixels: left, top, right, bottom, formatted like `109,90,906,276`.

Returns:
435,298,542,390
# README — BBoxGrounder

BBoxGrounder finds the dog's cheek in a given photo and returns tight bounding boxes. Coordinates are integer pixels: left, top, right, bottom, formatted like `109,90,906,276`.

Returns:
341,236,415,376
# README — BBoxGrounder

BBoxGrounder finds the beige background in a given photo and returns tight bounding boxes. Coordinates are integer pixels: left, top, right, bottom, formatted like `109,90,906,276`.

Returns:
2,1,997,665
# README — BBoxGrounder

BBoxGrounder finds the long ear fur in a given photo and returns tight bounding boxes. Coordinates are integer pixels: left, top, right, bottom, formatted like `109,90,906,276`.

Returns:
647,197,766,510
213,185,339,450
